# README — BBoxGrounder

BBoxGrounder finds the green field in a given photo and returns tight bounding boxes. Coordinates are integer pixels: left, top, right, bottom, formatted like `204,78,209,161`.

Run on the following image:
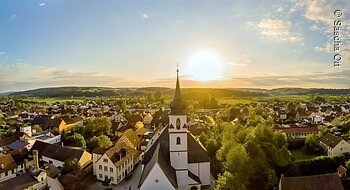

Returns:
291,149,320,160
218,97,253,105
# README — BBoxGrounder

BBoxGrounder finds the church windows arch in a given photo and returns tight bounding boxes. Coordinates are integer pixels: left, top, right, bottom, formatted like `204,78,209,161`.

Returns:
176,118,181,130
176,137,181,145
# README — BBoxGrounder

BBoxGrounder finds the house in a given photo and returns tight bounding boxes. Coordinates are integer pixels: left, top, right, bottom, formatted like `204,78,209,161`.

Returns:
61,116,83,131
275,125,319,139
276,109,287,120
92,142,141,185
337,165,347,177
320,133,350,156
310,112,324,124
143,113,153,125
0,170,48,190
43,118,67,132
0,154,17,182
118,129,141,149
138,70,212,190
279,173,344,190
30,141,92,168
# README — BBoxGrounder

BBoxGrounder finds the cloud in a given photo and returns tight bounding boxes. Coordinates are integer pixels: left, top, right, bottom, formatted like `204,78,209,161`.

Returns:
38,3,46,7
0,52,6,55
289,0,307,13
309,24,320,31
10,14,16,20
289,0,350,65
250,19,303,42
1,62,349,92
142,13,148,19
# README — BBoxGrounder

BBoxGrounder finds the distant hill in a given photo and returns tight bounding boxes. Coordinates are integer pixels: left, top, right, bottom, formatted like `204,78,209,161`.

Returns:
5,86,350,98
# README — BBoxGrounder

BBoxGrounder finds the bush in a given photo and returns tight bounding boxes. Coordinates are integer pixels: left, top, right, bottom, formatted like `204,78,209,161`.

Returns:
283,152,350,176
288,138,305,150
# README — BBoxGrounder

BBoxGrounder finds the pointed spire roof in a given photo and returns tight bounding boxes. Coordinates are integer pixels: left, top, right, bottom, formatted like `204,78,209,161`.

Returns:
169,66,186,115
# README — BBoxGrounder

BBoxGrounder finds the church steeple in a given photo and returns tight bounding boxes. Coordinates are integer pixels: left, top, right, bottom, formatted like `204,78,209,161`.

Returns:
169,65,186,115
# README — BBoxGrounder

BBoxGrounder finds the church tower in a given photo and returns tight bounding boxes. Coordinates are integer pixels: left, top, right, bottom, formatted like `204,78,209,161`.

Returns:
169,67,188,189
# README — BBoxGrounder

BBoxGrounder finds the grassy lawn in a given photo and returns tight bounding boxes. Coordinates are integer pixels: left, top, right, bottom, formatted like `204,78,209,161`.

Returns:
291,149,321,160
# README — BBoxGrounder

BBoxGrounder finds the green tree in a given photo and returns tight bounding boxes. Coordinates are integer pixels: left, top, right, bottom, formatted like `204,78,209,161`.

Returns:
66,133,86,148
302,134,319,154
32,125,43,133
346,159,350,170
85,117,112,137
89,135,113,149
214,121,291,190
318,125,329,137
62,158,80,174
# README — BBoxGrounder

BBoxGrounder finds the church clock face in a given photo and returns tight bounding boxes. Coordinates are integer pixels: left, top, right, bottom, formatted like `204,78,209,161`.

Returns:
176,118,181,130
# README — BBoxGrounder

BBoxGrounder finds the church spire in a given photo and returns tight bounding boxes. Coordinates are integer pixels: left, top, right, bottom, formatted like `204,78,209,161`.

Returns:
174,64,181,99
169,65,186,115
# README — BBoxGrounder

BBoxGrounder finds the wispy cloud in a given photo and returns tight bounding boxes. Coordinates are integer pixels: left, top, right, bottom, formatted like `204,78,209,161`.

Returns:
10,14,16,20
249,19,303,42
0,52,6,55
38,3,46,7
1,62,349,92
142,13,149,19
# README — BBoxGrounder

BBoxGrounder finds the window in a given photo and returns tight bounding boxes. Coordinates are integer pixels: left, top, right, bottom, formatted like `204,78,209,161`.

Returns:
99,165,102,170
111,177,114,182
104,166,108,172
5,171,8,176
110,167,113,173
99,174,102,179
103,158,108,163
176,137,181,145
176,118,181,130
155,179,159,183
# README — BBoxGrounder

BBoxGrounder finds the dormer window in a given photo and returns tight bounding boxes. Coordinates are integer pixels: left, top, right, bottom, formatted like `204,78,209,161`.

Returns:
176,118,181,130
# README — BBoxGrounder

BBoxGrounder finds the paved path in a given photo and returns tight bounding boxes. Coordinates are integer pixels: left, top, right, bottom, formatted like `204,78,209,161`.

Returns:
87,163,142,190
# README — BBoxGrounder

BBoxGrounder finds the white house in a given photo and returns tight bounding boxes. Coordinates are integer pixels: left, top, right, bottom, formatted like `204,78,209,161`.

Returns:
0,154,17,182
143,113,153,125
138,69,212,190
92,142,141,185
320,133,350,156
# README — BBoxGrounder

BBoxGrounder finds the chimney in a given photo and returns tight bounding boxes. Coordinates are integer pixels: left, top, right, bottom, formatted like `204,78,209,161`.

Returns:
33,150,39,169
24,159,29,172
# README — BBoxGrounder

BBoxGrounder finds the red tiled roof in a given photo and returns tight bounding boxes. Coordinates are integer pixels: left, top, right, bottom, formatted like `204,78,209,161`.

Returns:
274,126,319,134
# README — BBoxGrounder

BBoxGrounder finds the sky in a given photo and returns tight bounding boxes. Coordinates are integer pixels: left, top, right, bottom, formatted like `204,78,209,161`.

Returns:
0,0,350,92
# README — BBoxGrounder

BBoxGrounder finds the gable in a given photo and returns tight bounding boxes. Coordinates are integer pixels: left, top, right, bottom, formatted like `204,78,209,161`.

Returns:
140,163,176,190
334,140,350,149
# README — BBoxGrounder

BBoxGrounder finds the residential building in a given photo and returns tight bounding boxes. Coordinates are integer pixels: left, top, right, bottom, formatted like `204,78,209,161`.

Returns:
279,173,344,190
92,142,141,185
320,133,350,156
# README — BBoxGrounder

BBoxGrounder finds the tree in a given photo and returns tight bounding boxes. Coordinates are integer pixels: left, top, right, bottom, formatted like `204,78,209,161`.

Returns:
302,134,319,154
214,121,291,190
318,125,329,137
32,125,43,133
66,133,86,148
346,159,350,170
62,158,80,174
85,117,112,137
89,135,113,149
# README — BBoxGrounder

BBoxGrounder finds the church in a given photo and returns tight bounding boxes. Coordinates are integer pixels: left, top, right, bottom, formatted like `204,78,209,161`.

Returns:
138,69,212,190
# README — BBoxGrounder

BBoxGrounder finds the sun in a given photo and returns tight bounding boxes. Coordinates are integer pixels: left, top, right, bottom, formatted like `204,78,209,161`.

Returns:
186,51,224,81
